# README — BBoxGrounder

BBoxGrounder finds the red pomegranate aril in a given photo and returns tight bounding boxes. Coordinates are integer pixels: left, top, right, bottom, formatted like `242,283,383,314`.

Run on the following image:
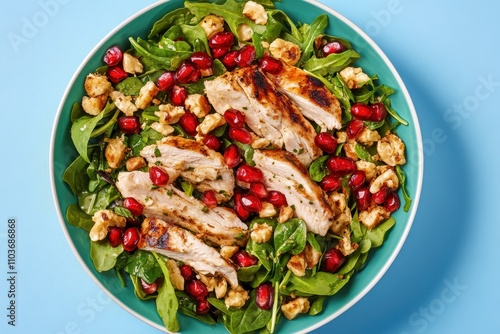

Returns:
326,156,357,177
224,109,246,127
224,144,242,169
179,112,199,136
103,45,123,66
322,41,345,56
348,170,366,191
212,47,230,59
156,71,176,91
209,31,235,49
235,198,251,220
175,61,200,84
169,85,188,106
321,248,345,273
235,45,256,67
267,191,287,207
370,102,387,122
372,186,390,205
185,280,208,300
351,102,373,121
315,132,338,154
384,191,401,213
122,227,140,252
190,51,213,70
221,50,239,69
202,190,218,209
149,166,170,186
123,197,144,216
106,66,128,83
179,264,195,281
241,194,262,212
249,182,268,199
259,54,283,74
320,175,342,192
203,134,221,151
255,282,274,310
236,165,263,183
118,115,141,134
196,299,211,315
107,227,123,248
140,278,158,295
232,250,258,267
229,127,252,144
346,119,365,140
354,186,371,211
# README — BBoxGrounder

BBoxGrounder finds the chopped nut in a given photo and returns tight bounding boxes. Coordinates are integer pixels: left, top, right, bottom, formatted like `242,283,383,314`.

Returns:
224,285,250,309
343,140,359,160
281,297,310,320
82,94,107,116
337,236,359,256
89,209,126,241
251,136,270,149
302,243,322,269
84,73,112,97
135,81,160,110
197,113,225,135
237,23,253,41
269,38,301,66
336,131,347,144
377,133,406,166
199,274,217,292
258,202,277,218
250,222,273,243
277,206,294,223
199,15,225,39
166,259,185,291
110,90,137,116
287,254,306,277
215,278,228,299
104,136,126,169
359,206,390,229
184,94,211,118
243,1,268,25
122,52,143,75
126,156,147,171
356,160,377,182
339,67,370,89
357,127,381,146
150,122,175,136
156,104,185,124
220,246,240,260
369,168,399,193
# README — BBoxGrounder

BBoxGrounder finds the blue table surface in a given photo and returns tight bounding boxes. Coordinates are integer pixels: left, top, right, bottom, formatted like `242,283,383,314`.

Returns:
1,0,499,333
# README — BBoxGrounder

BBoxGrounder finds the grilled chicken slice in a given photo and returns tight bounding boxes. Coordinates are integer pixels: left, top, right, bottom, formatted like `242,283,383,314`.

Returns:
253,149,337,236
265,61,342,131
138,217,238,287
116,171,248,246
204,66,321,166
141,136,234,202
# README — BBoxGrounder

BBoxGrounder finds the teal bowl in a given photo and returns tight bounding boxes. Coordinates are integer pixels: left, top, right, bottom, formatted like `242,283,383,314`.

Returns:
50,0,423,332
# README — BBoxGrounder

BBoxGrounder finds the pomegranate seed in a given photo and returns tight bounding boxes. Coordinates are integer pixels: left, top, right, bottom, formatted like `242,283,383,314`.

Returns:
149,166,169,186
314,132,338,154
203,134,221,151
212,47,230,59
209,32,235,49
123,197,144,216
196,299,211,315
241,194,262,212
351,102,373,121
255,282,274,310
249,182,268,199
346,119,365,140
156,71,176,91
259,54,283,74
169,85,187,106
190,51,213,70
267,191,287,207
370,102,387,122
221,50,239,70
178,111,199,136
185,279,208,300
224,109,246,127
122,227,140,252
236,165,263,183
117,116,141,134
321,248,345,273
202,190,218,209
140,278,158,295
107,227,123,247
106,66,128,83
348,170,366,191
322,41,345,56
235,45,256,67
229,127,252,144
320,175,342,192
384,191,401,213
175,61,200,84
224,144,242,169
103,45,123,66
232,250,258,267
234,192,250,220
180,264,195,281
354,186,371,211
326,156,357,177
372,186,390,205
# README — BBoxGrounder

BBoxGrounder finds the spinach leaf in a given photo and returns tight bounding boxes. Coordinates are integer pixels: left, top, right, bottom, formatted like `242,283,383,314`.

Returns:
70,102,85,123
148,7,195,39
115,77,144,95
130,274,157,300
286,272,350,296
365,217,396,247
274,218,307,257
90,240,124,272
78,184,120,216
65,203,93,232
308,155,329,182
309,296,325,316
63,155,89,195
303,50,360,76
176,291,216,324
129,37,189,71
124,250,163,284
224,291,272,334
152,252,180,333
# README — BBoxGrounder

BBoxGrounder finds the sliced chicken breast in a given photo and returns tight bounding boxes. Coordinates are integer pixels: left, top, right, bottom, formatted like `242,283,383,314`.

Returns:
265,61,342,131
138,217,238,287
116,171,248,246
141,136,234,202
253,149,337,236
204,66,321,166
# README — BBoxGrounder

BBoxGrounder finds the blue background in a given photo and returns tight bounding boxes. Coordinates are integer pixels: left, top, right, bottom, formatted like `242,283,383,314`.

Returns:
1,0,499,333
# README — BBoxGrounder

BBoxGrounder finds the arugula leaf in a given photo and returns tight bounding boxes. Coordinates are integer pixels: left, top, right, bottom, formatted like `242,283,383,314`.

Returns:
354,143,375,163
148,7,195,39
297,14,328,66
396,165,412,212
303,50,360,76
152,252,180,333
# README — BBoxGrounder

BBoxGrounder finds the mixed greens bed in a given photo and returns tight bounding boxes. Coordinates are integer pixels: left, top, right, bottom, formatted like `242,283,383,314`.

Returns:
62,0,412,333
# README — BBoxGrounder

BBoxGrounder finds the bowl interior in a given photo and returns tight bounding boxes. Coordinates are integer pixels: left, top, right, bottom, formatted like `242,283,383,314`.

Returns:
51,0,423,332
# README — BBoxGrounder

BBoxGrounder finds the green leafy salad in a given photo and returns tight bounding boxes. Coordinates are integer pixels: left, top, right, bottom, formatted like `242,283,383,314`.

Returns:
62,0,412,333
